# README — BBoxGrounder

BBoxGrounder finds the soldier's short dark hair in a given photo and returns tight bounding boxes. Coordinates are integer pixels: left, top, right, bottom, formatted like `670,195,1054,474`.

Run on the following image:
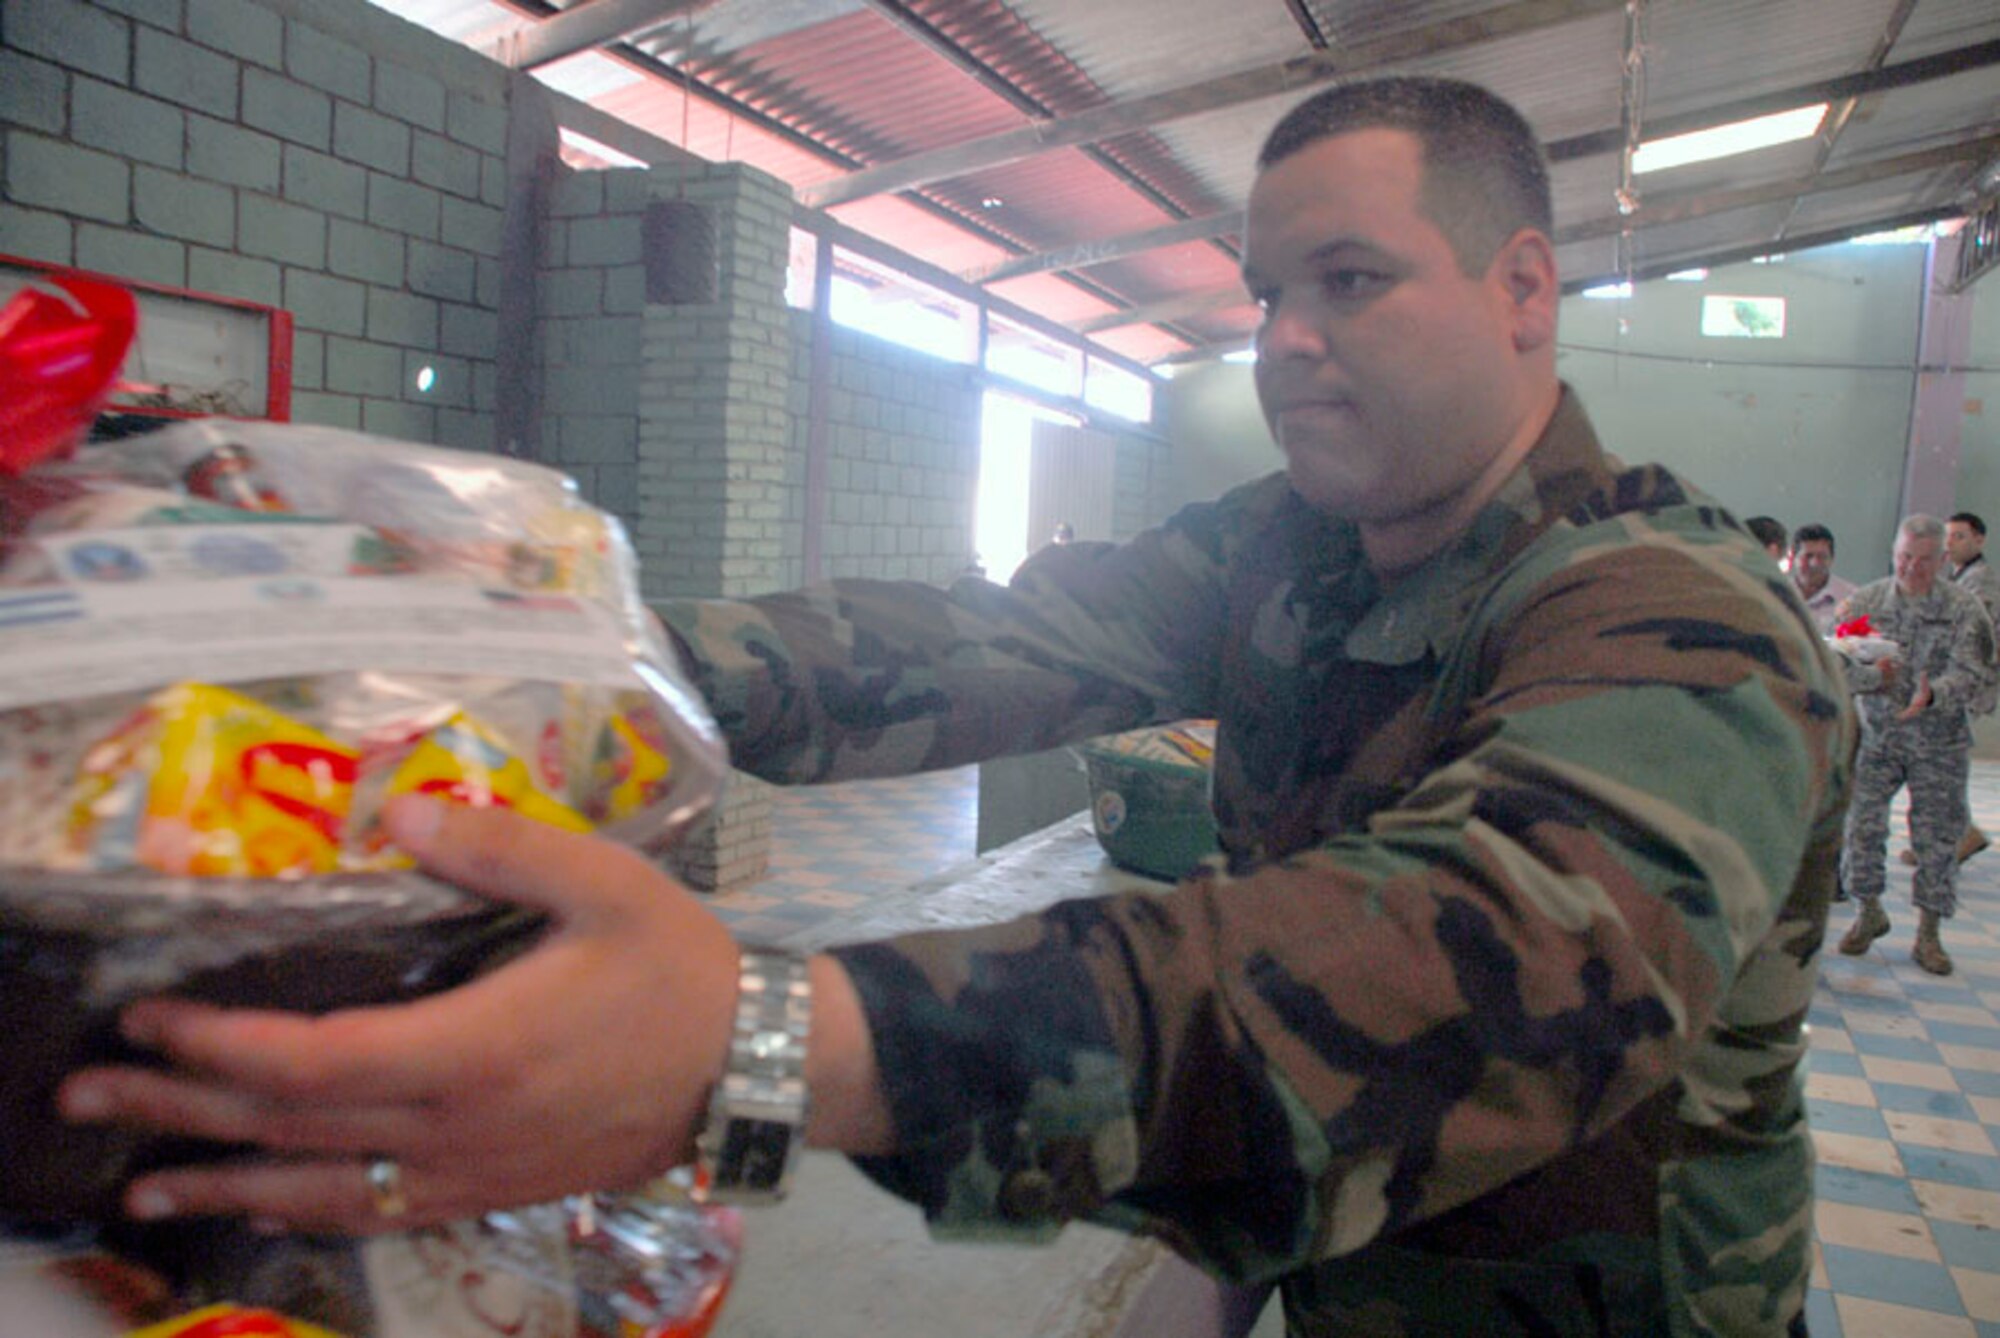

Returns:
1256,76,1553,276
1791,523,1836,555
1744,516,1787,552
1951,511,1987,538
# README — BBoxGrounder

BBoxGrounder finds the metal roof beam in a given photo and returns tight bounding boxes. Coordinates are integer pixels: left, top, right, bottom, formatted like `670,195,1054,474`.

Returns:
971,39,2000,289
543,84,702,165
489,0,719,71
1767,0,1920,240
855,0,1240,267
1562,204,1962,295
1080,140,1997,336
972,210,1243,285
1546,37,2000,162
1072,288,1251,335
1557,135,2000,243
800,0,1627,208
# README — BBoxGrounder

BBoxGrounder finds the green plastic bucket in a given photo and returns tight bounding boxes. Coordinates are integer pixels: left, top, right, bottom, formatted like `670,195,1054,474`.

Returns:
1079,723,1219,880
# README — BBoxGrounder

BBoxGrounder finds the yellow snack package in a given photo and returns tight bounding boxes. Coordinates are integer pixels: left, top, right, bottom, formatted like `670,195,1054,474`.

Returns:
587,703,675,825
69,684,356,878
380,711,593,835
124,1301,348,1337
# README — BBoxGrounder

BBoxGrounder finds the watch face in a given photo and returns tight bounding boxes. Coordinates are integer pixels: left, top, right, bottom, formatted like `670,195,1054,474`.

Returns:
707,1116,801,1201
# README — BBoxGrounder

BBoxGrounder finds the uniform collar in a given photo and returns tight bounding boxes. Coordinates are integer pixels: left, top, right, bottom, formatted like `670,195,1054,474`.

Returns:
1345,386,1608,665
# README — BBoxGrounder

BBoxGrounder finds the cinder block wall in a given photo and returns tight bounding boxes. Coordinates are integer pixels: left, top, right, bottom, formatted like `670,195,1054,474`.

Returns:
538,166,650,538
794,318,983,585
1112,427,1172,543
1,0,511,447
635,165,797,603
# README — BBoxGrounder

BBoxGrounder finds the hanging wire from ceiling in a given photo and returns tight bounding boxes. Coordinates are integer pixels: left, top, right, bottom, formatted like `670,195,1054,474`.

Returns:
1615,0,1649,297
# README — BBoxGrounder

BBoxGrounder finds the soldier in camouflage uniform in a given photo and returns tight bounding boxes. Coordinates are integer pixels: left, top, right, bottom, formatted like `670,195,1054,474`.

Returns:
1949,512,1999,860
66,79,1856,1337
1839,515,1996,975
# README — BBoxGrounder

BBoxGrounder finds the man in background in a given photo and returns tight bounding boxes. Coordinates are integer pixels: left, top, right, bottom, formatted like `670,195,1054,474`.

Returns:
1792,522,1857,635
1746,514,1787,564
1839,514,1996,975
1945,512,2000,862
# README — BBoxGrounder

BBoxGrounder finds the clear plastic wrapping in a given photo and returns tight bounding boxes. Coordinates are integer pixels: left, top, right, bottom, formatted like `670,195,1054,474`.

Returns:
0,417,726,877
0,418,729,1223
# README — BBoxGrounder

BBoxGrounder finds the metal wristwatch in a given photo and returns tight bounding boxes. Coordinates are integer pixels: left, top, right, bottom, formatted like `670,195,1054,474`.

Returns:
694,947,812,1205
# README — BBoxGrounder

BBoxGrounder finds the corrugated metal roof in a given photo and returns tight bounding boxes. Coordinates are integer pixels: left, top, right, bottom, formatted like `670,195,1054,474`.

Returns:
365,0,2000,362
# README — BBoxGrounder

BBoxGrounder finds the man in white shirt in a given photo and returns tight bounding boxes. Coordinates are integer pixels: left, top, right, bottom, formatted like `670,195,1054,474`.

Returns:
1791,522,1856,635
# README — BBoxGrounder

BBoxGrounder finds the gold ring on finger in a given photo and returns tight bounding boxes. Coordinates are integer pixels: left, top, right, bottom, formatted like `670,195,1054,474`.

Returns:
366,1157,410,1220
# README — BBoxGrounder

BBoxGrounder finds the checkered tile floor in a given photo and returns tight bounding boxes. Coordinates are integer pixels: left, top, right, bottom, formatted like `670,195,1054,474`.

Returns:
703,767,983,945
713,761,2000,1336
1807,762,2000,1336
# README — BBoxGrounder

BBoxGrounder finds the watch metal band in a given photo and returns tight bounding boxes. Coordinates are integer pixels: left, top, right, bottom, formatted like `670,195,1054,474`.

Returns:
694,947,811,1205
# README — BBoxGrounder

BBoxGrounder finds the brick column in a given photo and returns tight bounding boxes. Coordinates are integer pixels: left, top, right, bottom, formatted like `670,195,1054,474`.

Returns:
632,162,795,891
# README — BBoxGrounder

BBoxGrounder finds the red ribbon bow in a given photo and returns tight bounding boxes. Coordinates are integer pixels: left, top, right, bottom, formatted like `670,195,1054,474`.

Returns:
1834,615,1876,639
0,273,137,475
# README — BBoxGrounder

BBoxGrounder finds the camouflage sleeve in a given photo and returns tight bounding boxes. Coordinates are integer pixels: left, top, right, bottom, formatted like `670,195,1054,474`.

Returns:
652,493,1254,783
1929,587,1996,714
1962,566,2000,715
1964,562,2000,628
832,537,1851,1281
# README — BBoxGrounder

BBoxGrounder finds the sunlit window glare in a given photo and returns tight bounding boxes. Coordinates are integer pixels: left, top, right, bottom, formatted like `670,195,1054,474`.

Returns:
1849,223,1939,246
555,127,648,170
1632,104,1827,175
1222,347,1257,364
1083,359,1153,423
829,276,976,364
976,393,1077,582
987,317,1082,398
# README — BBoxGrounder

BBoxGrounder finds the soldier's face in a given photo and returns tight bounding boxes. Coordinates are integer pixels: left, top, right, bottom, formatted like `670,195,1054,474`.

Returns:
1947,521,1983,568
1895,531,1944,597
1244,129,1547,536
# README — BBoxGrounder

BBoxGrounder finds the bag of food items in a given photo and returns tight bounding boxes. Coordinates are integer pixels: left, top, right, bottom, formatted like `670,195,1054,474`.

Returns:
0,417,729,1230
0,419,726,875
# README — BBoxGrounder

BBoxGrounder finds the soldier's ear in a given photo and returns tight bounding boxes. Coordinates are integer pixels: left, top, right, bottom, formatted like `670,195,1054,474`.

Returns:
1489,229,1557,353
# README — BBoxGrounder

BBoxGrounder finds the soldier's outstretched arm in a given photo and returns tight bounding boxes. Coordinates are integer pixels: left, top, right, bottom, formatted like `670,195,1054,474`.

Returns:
825,537,1851,1277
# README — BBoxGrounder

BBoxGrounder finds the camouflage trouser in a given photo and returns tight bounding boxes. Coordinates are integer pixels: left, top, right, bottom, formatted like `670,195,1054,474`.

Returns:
1843,726,1970,917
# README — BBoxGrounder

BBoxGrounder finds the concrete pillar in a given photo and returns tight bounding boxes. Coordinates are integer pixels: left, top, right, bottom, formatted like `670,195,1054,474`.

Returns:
631,161,796,891
1901,231,1976,518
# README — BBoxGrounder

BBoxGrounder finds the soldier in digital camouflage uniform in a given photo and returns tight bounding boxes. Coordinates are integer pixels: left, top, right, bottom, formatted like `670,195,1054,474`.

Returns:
1949,512,1999,860
1839,514,1995,975
68,78,1857,1337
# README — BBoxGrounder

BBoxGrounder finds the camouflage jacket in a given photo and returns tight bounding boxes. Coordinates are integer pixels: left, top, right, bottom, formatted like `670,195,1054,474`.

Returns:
656,390,1857,1336
1952,556,2000,716
1841,575,1995,738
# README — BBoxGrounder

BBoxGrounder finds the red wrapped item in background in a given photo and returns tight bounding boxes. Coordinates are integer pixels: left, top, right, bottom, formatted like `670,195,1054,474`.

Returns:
0,274,136,475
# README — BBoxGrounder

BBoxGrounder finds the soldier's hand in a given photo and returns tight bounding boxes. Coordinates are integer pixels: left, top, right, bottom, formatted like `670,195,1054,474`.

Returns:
1897,670,1933,721
1877,656,1900,692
